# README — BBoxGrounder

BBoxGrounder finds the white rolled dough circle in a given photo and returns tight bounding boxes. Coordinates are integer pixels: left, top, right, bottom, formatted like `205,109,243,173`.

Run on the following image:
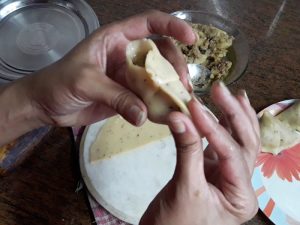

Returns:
80,119,209,224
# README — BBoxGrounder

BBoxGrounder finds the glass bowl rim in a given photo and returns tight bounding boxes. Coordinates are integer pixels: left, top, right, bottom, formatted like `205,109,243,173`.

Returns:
171,10,250,94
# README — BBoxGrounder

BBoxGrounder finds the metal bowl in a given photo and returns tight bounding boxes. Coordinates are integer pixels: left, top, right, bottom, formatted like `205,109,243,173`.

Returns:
0,0,99,81
172,10,249,95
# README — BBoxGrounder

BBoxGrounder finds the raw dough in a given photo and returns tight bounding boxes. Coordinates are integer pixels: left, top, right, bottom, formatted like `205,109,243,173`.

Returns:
90,115,171,162
126,39,191,123
80,119,177,224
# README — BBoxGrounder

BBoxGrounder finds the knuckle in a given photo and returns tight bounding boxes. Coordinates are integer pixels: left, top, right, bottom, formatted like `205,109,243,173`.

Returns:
71,66,99,96
111,90,132,112
241,199,259,222
248,132,261,153
234,190,259,223
227,111,237,122
176,139,200,153
202,125,218,140
75,66,94,84
166,19,173,31
251,201,259,218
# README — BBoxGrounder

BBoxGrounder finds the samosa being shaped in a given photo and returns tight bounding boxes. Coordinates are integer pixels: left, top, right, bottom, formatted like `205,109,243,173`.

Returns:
126,39,191,123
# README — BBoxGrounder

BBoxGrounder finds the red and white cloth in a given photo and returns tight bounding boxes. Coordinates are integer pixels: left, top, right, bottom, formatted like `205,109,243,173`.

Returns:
73,127,130,225
88,195,129,225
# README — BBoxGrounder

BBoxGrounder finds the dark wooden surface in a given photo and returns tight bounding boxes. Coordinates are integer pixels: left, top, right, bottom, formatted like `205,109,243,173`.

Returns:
1,0,300,224
0,127,51,175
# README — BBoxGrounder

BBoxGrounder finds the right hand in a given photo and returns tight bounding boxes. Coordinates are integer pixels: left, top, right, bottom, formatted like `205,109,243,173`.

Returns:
140,82,260,225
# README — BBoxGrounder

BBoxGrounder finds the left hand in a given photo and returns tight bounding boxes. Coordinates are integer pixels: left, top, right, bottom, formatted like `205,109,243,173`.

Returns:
23,10,195,127
0,10,196,147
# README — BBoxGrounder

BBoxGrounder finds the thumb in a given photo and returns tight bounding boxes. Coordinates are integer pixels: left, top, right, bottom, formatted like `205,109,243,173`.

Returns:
167,112,205,184
87,72,147,126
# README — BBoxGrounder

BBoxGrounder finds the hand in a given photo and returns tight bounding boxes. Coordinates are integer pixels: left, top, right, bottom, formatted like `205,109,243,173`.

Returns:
140,82,260,225
21,10,195,127
0,10,195,146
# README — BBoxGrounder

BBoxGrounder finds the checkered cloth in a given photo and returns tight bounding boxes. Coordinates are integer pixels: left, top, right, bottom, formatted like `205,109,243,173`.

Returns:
73,127,130,225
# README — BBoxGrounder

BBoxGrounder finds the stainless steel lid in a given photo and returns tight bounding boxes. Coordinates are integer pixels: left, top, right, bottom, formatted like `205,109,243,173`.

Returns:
0,0,99,81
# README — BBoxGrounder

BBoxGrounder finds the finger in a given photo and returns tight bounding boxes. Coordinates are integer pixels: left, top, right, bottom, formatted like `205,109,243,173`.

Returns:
154,38,192,91
236,90,261,168
167,112,206,185
203,153,219,184
76,103,117,125
189,99,258,216
221,110,257,173
236,89,260,137
189,99,240,161
188,99,250,183
117,10,196,44
203,146,218,160
203,117,228,168
80,67,147,126
219,115,232,134
211,82,258,149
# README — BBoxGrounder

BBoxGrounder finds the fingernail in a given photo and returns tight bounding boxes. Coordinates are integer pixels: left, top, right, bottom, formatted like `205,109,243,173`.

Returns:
218,81,231,95
192,97,218,122
193,31,198,43
170,119,186,134
187,73,194,91
192,96,206,112
128,105,146,126
238,89,249,101
192,94,203,104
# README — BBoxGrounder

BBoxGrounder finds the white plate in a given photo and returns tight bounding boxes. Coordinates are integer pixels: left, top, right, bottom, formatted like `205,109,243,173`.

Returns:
252,99,300,225
80,118,208,224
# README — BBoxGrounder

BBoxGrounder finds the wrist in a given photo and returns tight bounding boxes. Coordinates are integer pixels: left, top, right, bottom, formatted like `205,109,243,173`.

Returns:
0,79,46,146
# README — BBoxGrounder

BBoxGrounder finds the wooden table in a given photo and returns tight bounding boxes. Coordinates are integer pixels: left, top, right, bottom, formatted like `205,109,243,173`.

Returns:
1,0,299,224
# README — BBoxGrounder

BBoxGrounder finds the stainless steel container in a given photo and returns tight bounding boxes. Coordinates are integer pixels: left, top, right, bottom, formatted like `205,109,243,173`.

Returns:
0,0,99,83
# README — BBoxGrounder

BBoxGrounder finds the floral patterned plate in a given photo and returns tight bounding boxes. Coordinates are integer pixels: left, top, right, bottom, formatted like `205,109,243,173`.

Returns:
252,99,300,225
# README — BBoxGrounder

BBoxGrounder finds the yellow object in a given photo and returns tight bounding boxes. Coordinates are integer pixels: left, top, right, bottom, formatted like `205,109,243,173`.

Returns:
126,39,191,123
90,116,171,162
277,102,300,131
260,111,300,155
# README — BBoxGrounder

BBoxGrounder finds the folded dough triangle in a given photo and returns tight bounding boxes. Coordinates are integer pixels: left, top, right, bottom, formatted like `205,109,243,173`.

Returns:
277,101,300,131
126,39,191,123
260,111,300,155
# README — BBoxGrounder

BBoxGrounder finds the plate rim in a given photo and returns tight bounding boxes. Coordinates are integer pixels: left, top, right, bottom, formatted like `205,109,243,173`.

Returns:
252,98,300,224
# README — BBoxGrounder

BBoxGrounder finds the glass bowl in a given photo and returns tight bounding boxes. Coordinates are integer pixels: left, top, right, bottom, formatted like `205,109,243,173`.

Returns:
172,10,249,95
